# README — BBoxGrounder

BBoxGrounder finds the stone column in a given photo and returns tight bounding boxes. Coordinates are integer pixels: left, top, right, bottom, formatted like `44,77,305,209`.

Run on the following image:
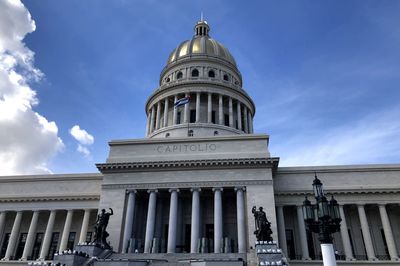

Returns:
173,95,178,125
379,204,399,260
150,107,155,133
296,205,310,260
79,209,91,243
213,187,223,253
276,206,288,256
3,211,23,260
237,102,242,131
248,111,253,133
191,188,201,253
163,97,169,127
0,212,6,247
39,210,56,260
145,111,151,136
235,187,246,253
228,97,233,127
59,210,74,252
207,93,212,123
21,211,40,260
122,190,136,253
339,205,355,260
195,92,201,123
357,204,376,260
218,94,223,125
144,189,158,253
184,93,189,123
243,106,248,133
155,101,161,130
167,189,179,253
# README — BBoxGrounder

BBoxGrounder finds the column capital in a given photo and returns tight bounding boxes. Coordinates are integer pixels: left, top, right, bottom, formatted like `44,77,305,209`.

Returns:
378,203,387,207
212,187,223,192
356,203,366,207
147,189,158,194
234,187,246,192
190,187,201,192
168,188,180,193
126,189,137,194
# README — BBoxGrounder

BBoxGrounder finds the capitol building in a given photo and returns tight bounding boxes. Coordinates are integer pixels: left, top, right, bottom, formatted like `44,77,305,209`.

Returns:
0,19,400,266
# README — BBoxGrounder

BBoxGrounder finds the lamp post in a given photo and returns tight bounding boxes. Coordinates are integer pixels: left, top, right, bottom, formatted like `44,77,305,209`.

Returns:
302,173,342,266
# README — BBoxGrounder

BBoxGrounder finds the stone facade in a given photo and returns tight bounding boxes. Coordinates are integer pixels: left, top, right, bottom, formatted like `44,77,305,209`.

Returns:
0,19,400,266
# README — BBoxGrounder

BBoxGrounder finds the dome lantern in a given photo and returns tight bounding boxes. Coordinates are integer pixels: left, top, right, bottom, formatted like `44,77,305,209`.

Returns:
194,19,210,37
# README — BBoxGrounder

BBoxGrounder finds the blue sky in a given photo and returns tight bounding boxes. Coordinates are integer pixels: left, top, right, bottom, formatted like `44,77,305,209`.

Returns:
1,0,399,175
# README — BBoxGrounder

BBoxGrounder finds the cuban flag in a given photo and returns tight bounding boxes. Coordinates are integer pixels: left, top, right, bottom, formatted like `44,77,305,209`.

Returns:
174,96,191,108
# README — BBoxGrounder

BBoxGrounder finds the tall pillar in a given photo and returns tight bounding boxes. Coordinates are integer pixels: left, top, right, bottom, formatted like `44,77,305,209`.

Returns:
122,190,136,253
243,106,248,133
21,211,40,260
59,210,74,252
150,107,155,133
296,205,310,260
339,205,355,260
276,206,288,256
155,101,161,130
218,95,223,125
39,210,56,260
235,187,246,253
195,92,201,123
167,189,179,253
213,187,223,253
173,95,178,125
248,111,253,133
163,97,169,127
184,93,189,123
0,212,6,247
379,204,399,260
237,102,242,131
144,189,158,253
79,209,91,243
207,93,212,123
357,204,376,260
190,188,201,253
3,211,23,260
228,97,233,127
145,112,151,136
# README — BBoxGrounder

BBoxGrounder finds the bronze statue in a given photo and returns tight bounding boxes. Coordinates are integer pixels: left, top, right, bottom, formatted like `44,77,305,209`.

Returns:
93,208,114,249
252,206,273,241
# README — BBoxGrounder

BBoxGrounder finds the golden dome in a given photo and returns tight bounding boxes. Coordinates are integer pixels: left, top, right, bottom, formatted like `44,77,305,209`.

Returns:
167,20,237,67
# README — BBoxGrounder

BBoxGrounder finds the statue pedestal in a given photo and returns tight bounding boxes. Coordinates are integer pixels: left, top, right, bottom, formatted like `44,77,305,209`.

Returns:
255,241,289,265
52,243,112,266
75,243,109,257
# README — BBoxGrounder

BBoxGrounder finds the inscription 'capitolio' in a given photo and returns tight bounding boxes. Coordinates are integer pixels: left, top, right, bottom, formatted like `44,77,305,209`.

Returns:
156,143,217,153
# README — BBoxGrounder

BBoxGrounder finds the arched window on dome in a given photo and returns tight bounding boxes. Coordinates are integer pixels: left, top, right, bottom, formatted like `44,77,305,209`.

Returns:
208,70,215,78
214,131,219,136
223,74,229,81
166,77,170,83
177,71,183,79
188,130,194,137
191,69,199,77
165,133,170,138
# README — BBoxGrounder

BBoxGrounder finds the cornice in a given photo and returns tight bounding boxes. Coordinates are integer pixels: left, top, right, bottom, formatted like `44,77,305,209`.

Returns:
0,194,100,203
97,157,279,173
277,164,400,174
102,180,272,190
0,173,103,183
275,187,400,196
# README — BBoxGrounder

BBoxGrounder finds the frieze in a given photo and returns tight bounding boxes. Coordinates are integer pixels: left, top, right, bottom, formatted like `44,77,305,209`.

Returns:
0,195,100,203
97,157,279,173
155,143,217,153
102,180,272,190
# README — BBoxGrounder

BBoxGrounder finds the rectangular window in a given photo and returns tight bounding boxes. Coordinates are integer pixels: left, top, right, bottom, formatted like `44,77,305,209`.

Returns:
211,111,216,124
47,232,60,260
184,224,191,253
0,233,10,258
190,110,196,123
224,114,229,126
177,111,181,124
67,232,76,250
15,233,28,260
235,120,238,129
205,224,214,253
31,233,44,260
285,229,296,260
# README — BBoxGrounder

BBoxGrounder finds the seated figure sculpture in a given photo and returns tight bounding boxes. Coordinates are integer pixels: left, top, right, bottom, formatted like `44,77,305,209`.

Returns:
252,206,273,242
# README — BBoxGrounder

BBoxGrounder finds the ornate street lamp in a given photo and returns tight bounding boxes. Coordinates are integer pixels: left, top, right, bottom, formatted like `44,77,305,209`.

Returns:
303,173,342,266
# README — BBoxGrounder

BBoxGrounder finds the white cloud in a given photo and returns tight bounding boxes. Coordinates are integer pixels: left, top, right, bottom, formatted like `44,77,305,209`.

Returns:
69,125,94,145
77,144,91,158
0,0,64,175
